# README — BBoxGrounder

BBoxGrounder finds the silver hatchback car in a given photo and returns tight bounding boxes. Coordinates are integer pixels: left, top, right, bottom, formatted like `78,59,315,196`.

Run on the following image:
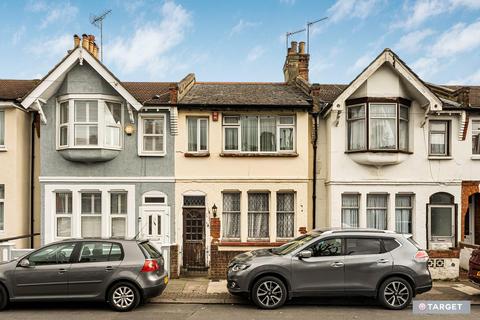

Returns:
0,239,168,312
227,229,432,310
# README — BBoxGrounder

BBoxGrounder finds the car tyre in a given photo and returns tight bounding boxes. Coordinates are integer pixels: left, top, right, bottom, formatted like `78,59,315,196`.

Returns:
107,282,141,312
0,285,8,311
378,277,412,310
251,276,287,309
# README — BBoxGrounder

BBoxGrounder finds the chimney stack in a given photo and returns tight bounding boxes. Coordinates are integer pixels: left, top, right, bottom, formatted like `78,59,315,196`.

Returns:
283,40,310,83
76,34,99,59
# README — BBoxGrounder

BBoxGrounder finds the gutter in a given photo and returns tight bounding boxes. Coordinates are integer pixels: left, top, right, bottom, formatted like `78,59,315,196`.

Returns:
311,111,319,229
30,113,36,248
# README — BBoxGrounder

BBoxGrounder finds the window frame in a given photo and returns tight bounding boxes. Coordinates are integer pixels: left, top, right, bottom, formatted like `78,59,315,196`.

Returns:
110,191,127,238
222,114,296,154
0,184,4,233
366,193,388,230
187,116,209,153
55,191,73,239
428,120,450,156
80,192,102,238
222,192,241,240
345,100,410,153
276,192,295,239
56,95,124,151
0,109,6,148
472,119,480,155
341,193,360,228
138,113,167,156
395,194,413,235
247,192,270,240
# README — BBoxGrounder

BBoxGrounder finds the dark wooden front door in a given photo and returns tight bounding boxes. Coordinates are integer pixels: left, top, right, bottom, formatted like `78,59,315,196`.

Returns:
183,208,206,269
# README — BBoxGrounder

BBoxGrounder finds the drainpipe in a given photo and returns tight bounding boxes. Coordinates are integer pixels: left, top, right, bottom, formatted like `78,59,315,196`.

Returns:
311,112,319,229
30,113,36,248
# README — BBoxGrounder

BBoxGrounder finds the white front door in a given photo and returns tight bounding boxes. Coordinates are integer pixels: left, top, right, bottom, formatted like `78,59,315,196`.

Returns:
139,206,170,244
428,204,455,249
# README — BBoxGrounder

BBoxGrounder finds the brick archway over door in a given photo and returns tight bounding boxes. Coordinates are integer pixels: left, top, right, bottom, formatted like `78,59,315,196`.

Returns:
461,181,479,240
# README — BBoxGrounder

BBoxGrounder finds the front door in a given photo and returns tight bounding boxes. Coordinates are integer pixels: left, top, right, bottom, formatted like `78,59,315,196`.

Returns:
13,242,76,299
291,237,344,294
343,237,393,293
183,208,206,270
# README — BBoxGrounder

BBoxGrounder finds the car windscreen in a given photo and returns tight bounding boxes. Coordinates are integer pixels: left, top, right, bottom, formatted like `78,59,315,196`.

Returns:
139,241,162,259
272,232,322,255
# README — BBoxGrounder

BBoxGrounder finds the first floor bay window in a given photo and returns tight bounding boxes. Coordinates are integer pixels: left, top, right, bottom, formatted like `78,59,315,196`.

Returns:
367,194,388,230
346,100,409,152
248,193,269,239
81,192,102,237
57,97,123,150
223,115,295,153
55,192,72,237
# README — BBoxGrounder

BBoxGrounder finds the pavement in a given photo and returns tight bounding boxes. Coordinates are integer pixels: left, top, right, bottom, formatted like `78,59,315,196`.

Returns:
152,277,480,305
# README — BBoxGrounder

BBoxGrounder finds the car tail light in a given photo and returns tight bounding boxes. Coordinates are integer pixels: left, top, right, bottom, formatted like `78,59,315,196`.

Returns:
415,250,429,262
141,259,159,272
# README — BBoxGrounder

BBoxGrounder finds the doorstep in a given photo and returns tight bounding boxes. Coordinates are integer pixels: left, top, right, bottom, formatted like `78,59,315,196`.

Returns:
151,278,480,305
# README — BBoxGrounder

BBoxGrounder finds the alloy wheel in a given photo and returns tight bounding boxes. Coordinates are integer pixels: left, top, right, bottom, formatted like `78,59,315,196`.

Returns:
112,286,135,309
383,281,410,308
256,280,283,307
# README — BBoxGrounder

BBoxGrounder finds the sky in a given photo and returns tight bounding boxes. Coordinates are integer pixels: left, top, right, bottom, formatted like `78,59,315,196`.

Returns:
0,0,479,85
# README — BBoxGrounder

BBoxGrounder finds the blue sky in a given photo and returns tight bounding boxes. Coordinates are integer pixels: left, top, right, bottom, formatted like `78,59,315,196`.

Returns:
0,0,479,85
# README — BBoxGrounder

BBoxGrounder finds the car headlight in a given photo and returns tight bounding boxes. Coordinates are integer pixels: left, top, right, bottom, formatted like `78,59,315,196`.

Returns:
231,263,250,272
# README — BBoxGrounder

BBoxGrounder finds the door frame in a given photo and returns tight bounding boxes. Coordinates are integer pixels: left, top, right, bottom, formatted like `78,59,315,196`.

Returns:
182,206,207,269
427,204,456,247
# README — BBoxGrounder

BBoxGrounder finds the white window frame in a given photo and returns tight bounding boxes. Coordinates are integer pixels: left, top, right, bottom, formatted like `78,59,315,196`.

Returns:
44,184,135,243
80,191,102,238
222,114,296,153
395,194,413,235
138,113,166,156
366,193,388,230
142,190,168,206
341,193,360,228
55,191,72,239
368,103,398,150
428,120,450,156
247,192,270,240
472,119,480,155
222,192,241,239
110,191,128,238
56,94,124,151
0,110,5,149
346,104,367,151
187,117,209,153
0,184,4,233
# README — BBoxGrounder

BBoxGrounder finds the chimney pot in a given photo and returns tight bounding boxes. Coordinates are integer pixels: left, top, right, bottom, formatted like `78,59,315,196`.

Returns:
299,41,305,54
73,34,80,48
81,34,89,50
291,41,298,53
88,35,94,53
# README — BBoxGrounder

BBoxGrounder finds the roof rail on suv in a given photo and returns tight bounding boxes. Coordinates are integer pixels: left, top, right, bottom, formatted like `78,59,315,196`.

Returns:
329,229,396,234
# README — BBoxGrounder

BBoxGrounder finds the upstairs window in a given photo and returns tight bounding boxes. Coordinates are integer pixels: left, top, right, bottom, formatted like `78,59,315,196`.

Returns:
0,110,5,147
187,117,208,152
472,120,480,154
138,114,166,156
346,102,409,152
429,120,449,156
57,98,123,150
223,115,295,153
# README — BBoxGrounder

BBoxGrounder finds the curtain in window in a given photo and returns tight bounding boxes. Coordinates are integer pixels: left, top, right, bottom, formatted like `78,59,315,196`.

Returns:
248,193,269,238
342,194,359,228
277,193,294,238
370,105,396,149
223,193,240,238
279,128,294,150
200,119,208,150
224,127,238,150
395,196,412,234
367,194,387,230
187,118,197,151
105,103,121,147
349,120,365,150
430,133,445,154
0,111,5,146
260,117,276,151
241,116,258,151
74,101,98,146
57,218,71,237
111,217,126,237
81,217,102,237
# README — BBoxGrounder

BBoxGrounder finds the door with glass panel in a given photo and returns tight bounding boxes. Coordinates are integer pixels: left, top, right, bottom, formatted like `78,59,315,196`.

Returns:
428,192,455,249
140,208,168,242
182,195,206,270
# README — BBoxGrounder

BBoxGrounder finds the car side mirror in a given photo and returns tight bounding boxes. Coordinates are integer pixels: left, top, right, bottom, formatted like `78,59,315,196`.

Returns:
19,259,30,268
298,250,312,259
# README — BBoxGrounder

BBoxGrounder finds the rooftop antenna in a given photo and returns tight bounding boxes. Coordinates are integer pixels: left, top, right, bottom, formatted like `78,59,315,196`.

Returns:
286,28,306,51
90,9,112,62
307,17,328,53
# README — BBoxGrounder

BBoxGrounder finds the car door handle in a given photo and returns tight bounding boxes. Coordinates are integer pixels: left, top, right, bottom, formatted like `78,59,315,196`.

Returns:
331,262,344,267
105,266,114,272
377,259,390,264
58,268,67,274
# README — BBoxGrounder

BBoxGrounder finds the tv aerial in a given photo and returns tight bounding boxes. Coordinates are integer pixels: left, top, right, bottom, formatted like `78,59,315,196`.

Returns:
90,9,112,61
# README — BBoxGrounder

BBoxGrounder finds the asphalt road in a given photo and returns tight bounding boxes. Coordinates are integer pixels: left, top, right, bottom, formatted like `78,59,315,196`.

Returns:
1,302,479,320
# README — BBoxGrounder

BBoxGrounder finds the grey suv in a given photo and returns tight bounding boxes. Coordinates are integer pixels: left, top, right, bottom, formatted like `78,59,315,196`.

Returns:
0,239,168,312
227,229,432,310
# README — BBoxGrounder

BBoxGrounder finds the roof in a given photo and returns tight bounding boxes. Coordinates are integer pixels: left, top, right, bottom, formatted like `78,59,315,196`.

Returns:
315,84,348,103
178,82,312,107
121,82,172,105
0,79,39,101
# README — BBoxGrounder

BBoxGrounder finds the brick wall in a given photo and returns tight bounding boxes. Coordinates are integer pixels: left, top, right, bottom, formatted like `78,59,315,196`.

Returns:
209,243,247,280
169,244,179,279
210,217,220,240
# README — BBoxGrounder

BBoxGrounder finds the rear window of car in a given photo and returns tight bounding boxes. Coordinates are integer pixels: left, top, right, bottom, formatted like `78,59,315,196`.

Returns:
382,238,400,252
346,238,382,255
139,241,162,259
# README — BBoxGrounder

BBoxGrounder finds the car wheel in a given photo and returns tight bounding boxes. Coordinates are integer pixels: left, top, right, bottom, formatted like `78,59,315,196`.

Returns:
0,285,8,311
251,276,287,309
108,282,141,312
378,277,412,310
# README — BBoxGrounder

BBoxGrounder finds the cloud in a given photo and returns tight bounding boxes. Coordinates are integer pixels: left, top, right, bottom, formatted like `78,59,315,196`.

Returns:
12,25,26,45
26,1,78,29
105,1,192,75
279,0,296,5
394,29,435,53
229,19,260,37
348,51,375,75
448,69,480,85
327,0,381,23
246,45,265,62
28,34,72,58
411,56,440,79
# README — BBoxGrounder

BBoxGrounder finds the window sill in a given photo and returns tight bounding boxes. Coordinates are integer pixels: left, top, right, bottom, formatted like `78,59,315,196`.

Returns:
347,151,410,166
0,147,7,152
138,152,166,157
219,241,287,247
185,152,210,158
428,156,453,160
220,152,298,157
471,155,480,160
58,148,120,163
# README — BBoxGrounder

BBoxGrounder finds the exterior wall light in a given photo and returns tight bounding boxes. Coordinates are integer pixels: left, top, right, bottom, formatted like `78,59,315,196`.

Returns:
124,124,135,135
212,204,218,217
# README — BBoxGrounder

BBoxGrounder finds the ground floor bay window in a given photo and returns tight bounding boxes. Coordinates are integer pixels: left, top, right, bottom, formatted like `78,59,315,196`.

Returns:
44,185,135,243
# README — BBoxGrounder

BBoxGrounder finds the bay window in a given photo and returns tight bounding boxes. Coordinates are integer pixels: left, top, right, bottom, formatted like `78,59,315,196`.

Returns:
139,114,166,156
187,117,208,152
57,97,123,150
248,192,269,239
346,101,409,152
223,115,295,153
429,120,449,156
55,192,72,237
81,192,102,238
